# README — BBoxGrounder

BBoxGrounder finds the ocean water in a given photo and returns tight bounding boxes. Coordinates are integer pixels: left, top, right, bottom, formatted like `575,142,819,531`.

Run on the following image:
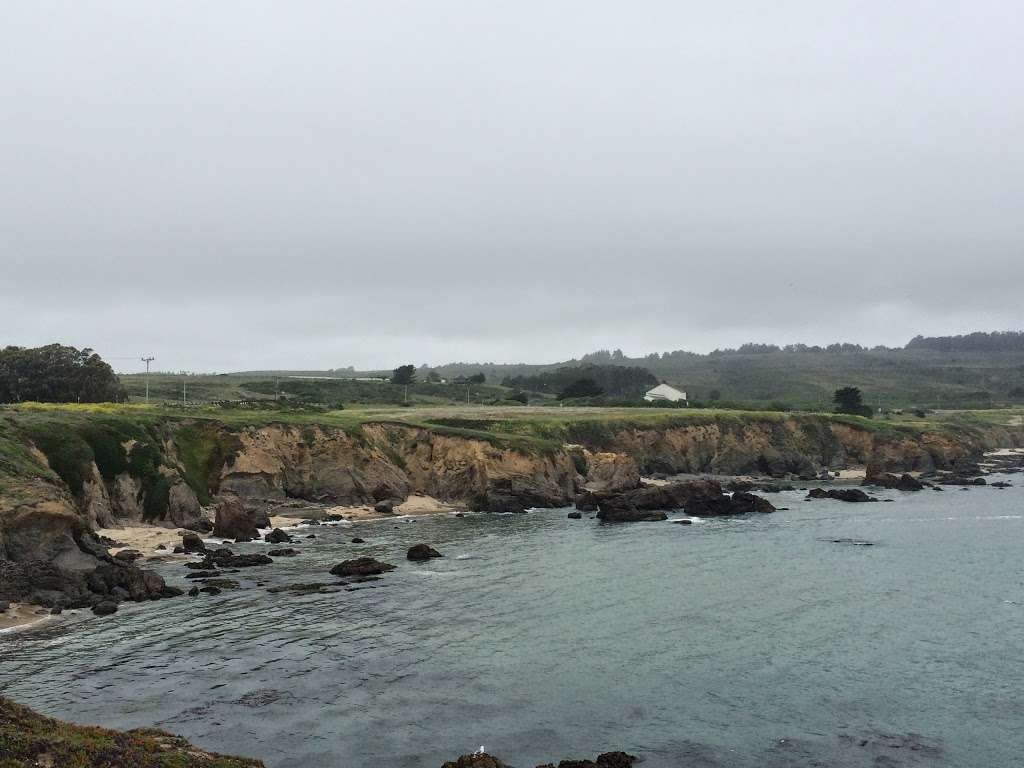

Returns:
2,479,1022,767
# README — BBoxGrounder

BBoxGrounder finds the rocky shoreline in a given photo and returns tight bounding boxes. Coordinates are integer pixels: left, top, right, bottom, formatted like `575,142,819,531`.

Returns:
0,694,641,768
1,409,1021,615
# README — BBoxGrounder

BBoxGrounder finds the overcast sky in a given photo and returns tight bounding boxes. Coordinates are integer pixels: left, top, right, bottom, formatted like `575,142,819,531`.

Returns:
2,2,1022,373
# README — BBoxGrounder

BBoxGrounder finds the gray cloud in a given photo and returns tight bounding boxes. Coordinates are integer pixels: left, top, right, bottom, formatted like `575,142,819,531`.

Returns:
2,1,1022,372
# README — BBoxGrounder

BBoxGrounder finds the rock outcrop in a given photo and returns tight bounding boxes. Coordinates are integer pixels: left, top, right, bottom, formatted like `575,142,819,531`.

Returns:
407,543,443,560
441,751,637,768
329,557,397,577
807,488,876,502
595,480,775,521
584,451,640,492
187,548,273,569
863,469,925,491
213,494,263,541
0,554,181,610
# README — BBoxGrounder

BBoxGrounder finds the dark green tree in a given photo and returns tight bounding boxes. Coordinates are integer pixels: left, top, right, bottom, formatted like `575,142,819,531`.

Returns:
468,372,486,384
0,344,125,403
391,365,417,386
833,386,872,417
558,378,604,400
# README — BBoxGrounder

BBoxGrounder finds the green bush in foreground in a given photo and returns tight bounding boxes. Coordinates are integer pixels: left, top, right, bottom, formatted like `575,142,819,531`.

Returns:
0,696,264,767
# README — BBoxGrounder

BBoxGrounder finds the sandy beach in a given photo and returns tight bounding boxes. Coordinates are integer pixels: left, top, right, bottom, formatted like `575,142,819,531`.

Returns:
322,494,460,521
94,495,463,558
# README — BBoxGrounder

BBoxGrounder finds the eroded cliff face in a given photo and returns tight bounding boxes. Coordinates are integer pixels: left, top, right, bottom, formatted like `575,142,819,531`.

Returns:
588,417,1024,478
219,423,577,511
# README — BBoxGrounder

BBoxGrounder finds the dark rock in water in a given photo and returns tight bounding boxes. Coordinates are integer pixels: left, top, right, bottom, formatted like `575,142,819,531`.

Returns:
323,513,346,522
181,532,207,554
92,601,118,616
443,751,636,768
300,519,321,526
306,534,317,539
441,753,508,768
864,470,924,491
596,494,667,522
672,518,694,525
351,537,366,544
267,548,298,557
596,480,774,521
567,511,582,519
991,481,1012,488
155,544,166,551
730,492,776,514
199,586,222,595
484,493,529,514
113,549,142,563
593,752,639,768
188,586,200,597
173,546,186,554
941,475,987,486
265,528,293,544
201,578,240,590
330,557,397,577
189,548,273,569
827,538,876,546
374,499,395,515
213,494,262,541
407,543,442,560
807,488,876,502
185,570,222,579
575,491,600,512
455,512,465,517
50,606,62,615
266,582,339,595
0,554,180,611
235,535,254,543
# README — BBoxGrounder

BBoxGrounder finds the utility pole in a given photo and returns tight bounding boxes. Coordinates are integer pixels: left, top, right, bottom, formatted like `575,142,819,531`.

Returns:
182,376,187,407
141,356,155,404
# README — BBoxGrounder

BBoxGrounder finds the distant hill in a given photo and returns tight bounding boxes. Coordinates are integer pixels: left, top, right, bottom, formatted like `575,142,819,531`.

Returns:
116,331,1024,410
400,332,1024,410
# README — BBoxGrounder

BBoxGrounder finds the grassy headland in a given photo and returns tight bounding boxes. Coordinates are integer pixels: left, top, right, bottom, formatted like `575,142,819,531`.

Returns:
0,696,263,768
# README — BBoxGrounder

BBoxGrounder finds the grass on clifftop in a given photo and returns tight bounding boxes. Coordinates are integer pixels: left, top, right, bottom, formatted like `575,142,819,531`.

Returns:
2,403,1021,474
0,696,263,768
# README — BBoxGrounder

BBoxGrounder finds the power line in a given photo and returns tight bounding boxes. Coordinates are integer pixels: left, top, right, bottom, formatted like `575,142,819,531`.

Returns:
141,356,155,403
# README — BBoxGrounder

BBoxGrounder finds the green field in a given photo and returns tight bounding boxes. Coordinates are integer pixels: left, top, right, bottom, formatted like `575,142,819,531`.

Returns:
118,373,531,408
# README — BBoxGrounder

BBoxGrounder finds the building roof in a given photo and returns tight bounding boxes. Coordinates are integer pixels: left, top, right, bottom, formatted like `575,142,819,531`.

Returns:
644,383,687,400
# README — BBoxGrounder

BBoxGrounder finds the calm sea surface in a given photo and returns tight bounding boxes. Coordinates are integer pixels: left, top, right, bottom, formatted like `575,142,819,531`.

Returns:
2,479,1022,767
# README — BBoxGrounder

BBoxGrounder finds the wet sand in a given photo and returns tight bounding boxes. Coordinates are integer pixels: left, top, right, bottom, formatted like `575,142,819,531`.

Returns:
0,603,53,633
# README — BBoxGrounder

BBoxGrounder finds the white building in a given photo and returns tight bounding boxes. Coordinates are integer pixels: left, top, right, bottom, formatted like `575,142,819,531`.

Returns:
644,383,687,403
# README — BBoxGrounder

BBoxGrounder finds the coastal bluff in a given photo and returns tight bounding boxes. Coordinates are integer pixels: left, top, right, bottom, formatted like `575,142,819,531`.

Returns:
1,406,1021,610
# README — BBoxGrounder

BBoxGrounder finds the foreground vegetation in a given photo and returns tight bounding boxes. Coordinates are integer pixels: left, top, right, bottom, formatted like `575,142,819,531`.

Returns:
0,696,263,767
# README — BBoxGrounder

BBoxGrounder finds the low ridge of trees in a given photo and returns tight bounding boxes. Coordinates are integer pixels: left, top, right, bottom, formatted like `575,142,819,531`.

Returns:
0,344,125,403
503,364,656,399
905,331,1024,352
